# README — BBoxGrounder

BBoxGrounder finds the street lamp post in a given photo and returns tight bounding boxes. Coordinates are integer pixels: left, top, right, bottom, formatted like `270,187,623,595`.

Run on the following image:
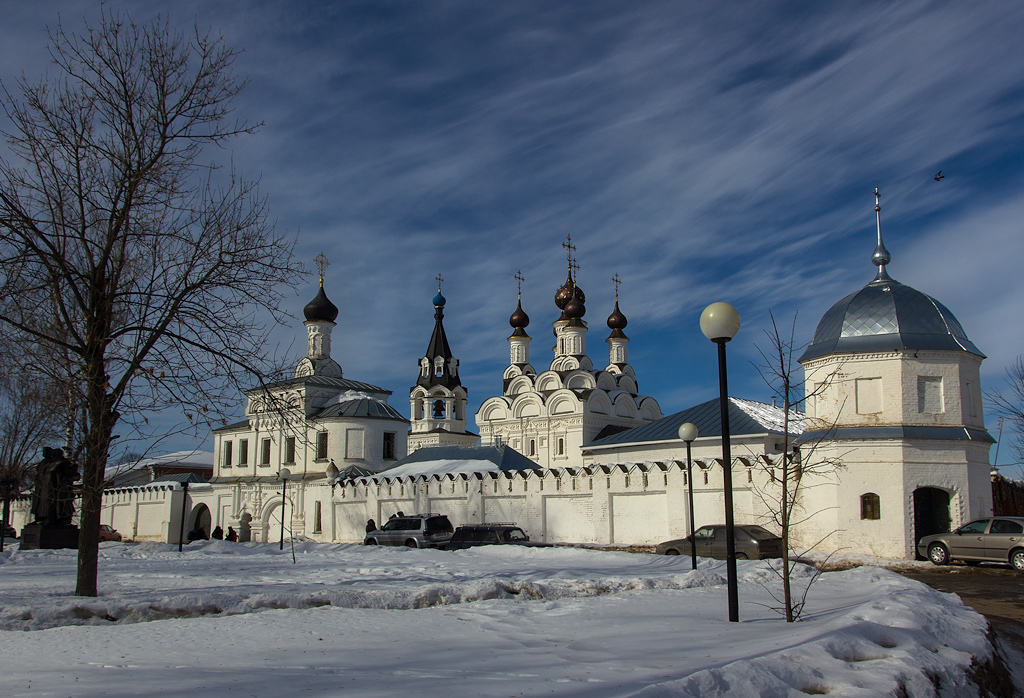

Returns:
1,477,18,553
677,423,699,571
177,480,190,553
700,301,741,623
278,468,291,551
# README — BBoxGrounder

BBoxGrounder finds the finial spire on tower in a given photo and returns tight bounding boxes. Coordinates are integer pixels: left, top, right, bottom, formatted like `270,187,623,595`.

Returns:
436,273,444,292
514,270,525,299
315,252,329,287
612,273,621,301
872,187,891,280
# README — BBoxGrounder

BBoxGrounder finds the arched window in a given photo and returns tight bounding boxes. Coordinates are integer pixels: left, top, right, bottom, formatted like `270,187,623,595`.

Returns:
861,493,881,520
529,439,536,456
557,438,564,455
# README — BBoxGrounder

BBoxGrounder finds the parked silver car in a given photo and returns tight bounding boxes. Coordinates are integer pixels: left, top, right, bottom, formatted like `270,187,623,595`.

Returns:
917,517,1024,570
656,525,784,560
364,514,454,548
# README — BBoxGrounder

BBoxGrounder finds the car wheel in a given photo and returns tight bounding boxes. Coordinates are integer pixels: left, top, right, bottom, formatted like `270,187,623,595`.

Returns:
928,543,950,566
735,553,748,560
405,539,418,548
365,538,378,546
1011,549,1024,572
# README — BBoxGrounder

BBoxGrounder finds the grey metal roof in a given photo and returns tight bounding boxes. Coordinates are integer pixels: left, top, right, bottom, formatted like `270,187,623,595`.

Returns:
800,425,994,444
588,397,800,448
254,375,392,395
378,444,540,473
800,276,982,362
316,397,408,422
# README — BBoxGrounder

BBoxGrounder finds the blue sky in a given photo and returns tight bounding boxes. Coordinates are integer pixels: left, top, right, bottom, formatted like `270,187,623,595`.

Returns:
3,2,1024,472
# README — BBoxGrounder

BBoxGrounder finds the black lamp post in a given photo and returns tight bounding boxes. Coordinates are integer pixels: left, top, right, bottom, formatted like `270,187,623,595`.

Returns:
677,423,699,571
700,301,741,623
278,468,291,551
1,477,18,553
177,480,190,553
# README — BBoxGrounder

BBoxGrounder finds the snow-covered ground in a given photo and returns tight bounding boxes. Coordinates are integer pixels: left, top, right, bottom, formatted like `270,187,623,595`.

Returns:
0,540,1014,697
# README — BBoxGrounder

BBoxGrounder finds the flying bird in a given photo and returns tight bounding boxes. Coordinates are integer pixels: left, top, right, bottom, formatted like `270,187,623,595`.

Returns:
934,171,944,181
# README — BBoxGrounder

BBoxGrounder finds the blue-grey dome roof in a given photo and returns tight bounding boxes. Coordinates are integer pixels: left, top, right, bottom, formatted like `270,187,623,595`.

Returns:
799,276,983,362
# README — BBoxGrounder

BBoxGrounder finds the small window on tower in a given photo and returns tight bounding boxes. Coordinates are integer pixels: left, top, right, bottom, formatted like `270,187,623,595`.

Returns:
260,438,271,466
861,493,881,520
285,436,296,464
316,432,328,460
383,432,396,460
239,440,248,465
223,441,233,467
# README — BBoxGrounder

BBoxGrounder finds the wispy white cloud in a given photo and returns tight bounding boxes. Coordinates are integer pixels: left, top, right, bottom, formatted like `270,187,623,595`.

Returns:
3,1,1024,453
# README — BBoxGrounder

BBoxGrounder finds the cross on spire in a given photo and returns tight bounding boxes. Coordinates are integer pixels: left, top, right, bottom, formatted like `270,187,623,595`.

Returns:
562,234,576,272
315,252,329,286
514,270,524,298
612,273,621,300
435,273,444,292
570,259,580,286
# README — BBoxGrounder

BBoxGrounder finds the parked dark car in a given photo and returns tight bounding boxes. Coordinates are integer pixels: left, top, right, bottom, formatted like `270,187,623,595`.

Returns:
2,523,17,539
917,517,1024,570
364,514,454,548
98,524,122,542
656,525,784,560
445,524,547,550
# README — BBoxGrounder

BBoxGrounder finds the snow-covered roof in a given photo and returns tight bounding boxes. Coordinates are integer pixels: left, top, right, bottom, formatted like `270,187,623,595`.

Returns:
366,445,539,480
104,450,214,479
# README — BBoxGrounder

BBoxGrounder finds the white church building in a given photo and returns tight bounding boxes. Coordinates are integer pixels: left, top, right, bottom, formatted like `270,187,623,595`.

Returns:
12,198,995,559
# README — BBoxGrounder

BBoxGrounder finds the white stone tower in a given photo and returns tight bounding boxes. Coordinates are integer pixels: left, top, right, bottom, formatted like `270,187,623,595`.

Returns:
797,188,993,559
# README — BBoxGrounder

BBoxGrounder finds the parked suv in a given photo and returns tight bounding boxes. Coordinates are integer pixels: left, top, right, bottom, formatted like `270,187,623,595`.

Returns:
656,525,783,560
364,514,454,548
444,523,539,550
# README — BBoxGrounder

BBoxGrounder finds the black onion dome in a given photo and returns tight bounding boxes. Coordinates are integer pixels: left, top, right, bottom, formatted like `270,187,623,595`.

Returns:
554,272,575,310
510,298,530,330
303,284,339,323
607,300,627,330
564,295,585,321
799,275,983,362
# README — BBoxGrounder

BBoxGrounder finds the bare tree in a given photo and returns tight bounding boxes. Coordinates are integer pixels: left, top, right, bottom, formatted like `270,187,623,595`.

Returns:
753,311,843,621
0,366,63,492
0,11,302,596
987,356,1024,472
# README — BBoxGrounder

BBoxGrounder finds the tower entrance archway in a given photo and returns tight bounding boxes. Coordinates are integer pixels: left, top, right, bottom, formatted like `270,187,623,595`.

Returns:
913,487,951,558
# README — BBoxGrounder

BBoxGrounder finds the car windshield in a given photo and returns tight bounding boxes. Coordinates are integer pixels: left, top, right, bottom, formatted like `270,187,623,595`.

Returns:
957,520,989,534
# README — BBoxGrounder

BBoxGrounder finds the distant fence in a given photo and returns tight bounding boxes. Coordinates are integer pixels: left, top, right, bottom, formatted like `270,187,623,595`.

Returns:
992,474,1024,516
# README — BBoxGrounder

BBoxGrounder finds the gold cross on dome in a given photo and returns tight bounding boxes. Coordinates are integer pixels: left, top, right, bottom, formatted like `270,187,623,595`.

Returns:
315,252,329,285
514,270,525,297
612,273,621,300
436,273,444,292
562,234,576,265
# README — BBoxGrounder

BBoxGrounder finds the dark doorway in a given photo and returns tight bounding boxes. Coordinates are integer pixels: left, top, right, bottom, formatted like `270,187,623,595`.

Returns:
913,487,951,558
189,503,212,538
239,513,252,542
